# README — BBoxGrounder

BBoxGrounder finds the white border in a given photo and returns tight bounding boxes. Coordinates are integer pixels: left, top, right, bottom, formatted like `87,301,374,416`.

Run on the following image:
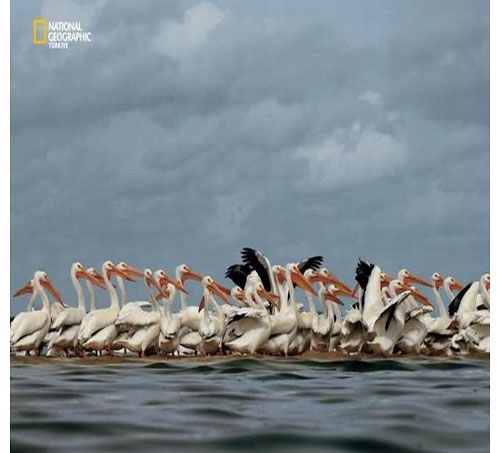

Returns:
490,1,496,451
2,0,10,446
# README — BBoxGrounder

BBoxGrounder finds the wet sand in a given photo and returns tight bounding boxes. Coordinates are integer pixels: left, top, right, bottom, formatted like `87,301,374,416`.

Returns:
10,350,490,366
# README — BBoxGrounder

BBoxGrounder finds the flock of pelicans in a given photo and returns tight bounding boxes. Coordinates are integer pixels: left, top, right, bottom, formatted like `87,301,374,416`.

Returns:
10,248,490,359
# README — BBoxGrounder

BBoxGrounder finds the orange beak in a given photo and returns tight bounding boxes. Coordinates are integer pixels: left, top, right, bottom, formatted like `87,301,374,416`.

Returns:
325,291,343,305
122,264,144,278
214,281,231,296
198,296,205,312
159,273,188,294
314,270,353,295
41,277,64,305
76,268,106,290
406,273,432,288
257,288,280,310
403,284,434,308
208,281,231,305
109,265,135,282
181,268,204,285
147,274,170,299
292,269,318,296
13,281,33,298
434,276,444,291
351,282,360,298
450,280,465,291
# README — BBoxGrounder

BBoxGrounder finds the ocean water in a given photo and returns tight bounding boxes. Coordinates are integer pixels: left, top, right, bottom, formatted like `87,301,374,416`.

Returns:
11,357,489,453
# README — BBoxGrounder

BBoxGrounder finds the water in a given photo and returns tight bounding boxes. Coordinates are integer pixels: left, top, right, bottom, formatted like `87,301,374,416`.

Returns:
11,357,489,452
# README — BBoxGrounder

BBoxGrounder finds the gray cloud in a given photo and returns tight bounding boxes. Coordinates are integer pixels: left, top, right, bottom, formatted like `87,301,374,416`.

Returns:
11,0,489,313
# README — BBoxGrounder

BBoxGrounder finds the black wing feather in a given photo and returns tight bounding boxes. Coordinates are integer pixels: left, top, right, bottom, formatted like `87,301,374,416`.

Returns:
355,259,375,310
225,264,252,289
241,247,272,291
448,282,473,317
297,255,324,274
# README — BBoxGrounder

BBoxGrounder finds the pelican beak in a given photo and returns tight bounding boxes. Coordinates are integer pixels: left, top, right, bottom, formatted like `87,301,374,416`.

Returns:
434,276,444,291
336,286,356,299
450,280,465,291
208,281,231,305
325,291,343,305
277,269,286,284
13,281,33,297
109,265,135,282
123,264,144,278
486,281,490,292
292,269,318,296
77,268,106,290
406,273,433,288
147,274,170,299
41,278,64,305
317,270,352,295
257,288,280,309
161,273,188,294
181,268,203,285
214,281,231,296
198,296,205,312
351,282,360,298
408,286,434,308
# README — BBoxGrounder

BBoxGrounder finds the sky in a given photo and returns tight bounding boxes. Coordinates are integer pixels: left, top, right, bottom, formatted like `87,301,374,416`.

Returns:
11,0,489,312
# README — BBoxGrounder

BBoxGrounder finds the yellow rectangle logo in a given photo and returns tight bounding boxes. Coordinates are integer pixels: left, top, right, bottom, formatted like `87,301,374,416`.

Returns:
33,18,47,45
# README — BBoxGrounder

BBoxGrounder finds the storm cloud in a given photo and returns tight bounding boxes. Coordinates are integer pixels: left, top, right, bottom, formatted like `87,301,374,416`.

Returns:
11,0,489,311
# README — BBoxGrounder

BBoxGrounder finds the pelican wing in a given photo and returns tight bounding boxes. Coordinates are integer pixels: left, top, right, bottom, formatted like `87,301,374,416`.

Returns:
241,247,272,291
297,256,324,274
116,309,159,327
51,307,85,330
225,264,252,289
11,311,50,344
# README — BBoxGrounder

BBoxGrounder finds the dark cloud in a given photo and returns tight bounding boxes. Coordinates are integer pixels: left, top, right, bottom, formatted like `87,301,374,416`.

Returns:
11,0,489,313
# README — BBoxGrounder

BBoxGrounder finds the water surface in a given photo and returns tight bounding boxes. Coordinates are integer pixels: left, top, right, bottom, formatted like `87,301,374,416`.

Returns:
11,357,489,452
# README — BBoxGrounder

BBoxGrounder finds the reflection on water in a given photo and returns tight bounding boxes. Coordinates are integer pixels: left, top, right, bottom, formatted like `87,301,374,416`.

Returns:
11,358,489,453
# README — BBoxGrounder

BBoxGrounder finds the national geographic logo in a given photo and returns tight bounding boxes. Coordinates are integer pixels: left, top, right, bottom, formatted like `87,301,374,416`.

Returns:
33,18,47,45
32,18,92,49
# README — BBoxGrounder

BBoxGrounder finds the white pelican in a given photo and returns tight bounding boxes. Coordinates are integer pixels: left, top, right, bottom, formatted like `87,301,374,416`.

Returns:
423,273,462,354
10,271,63,355
84,268,106,312
311,285,344,352
175,264,204,330
50,263,105,355
114,269,166,357
11,280,37,335
224,282,277,354
197,276,231,355
78,261,131,356
157,281,181,355
340,260,379,353
258,263,317,355
449,277,490,354
392,271,434,354
115,262,153,312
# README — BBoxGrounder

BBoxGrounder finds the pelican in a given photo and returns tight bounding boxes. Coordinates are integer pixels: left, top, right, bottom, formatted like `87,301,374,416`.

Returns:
10,271,63,355
115,262,152,312
157,280,181,355
423,273,462,354
11,280,37,335
197,276,231,355
78,261,131,356
311,285,345,352
114,269,166,357
50,263,105,355
258,263,316,356
393,271,434,354
224,282,277,354
366,279,413,356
